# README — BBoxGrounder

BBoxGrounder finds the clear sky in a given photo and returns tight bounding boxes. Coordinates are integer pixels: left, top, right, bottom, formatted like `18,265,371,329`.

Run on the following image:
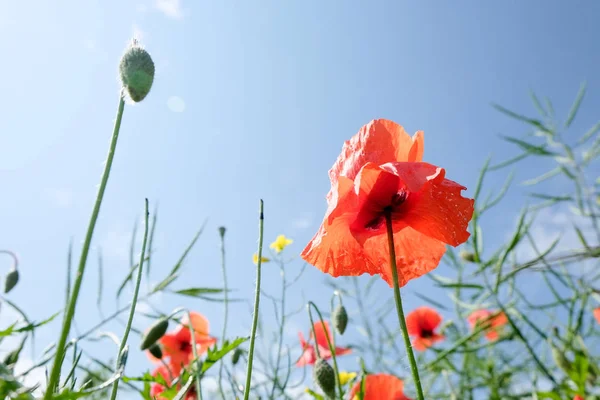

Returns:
1,1,599,398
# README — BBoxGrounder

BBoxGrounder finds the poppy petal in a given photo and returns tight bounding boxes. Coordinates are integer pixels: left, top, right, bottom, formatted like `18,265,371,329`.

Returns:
594,307,600,325
310,321,333,348
348,373,410,400
406,307,443,335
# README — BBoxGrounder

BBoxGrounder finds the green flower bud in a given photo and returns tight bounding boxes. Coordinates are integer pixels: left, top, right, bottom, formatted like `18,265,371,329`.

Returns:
231,347,243,365
4,268,19,293
119,40,155,102
459,250,476,263
140,318,169,350
332,305,348,335
313,358,336,399
148,343,163,359
218,226,227,238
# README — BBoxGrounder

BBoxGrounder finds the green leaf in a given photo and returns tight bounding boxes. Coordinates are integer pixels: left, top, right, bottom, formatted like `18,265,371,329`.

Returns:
173,288,226,297
305,388,325,399
529,193,572,202
200,336,249,374
151,274,179,294
577,121,600,144
502,136,557,156
436,283,484,290
536,392,561,400
522,167,561,186
565,82,586,128
0,312,60,337
493,104,550,132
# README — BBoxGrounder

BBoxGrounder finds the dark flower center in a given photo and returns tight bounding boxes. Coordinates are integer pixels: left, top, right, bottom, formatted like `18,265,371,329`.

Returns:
420,329,434,338
179,341,191,352
364,190,409,230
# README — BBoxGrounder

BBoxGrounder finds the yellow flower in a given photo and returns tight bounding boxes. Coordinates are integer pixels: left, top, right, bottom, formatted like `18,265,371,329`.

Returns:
252,253,270,265
338,371,357,386
270,234,293,254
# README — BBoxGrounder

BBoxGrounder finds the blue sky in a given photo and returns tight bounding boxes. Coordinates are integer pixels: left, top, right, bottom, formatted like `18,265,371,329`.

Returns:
1,0,600,397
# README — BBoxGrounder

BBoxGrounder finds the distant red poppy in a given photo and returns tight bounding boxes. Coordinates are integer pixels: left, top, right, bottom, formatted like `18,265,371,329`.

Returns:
147,311,217,368
151,363,197,400
296,321,351,367
573,395,584,400
405,307,445,351
593,307,600,325
301,119,474,288
467,309,508,341
348,374,412,400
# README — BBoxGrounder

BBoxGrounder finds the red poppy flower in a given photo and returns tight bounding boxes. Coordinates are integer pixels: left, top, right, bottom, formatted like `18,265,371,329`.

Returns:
301,119,474,288
296,321,351,367
405,306,445,351
147,311,217,368
467,309,508,341
593,307,600,325
348,374,412,400
573,396,584,400
151,363,198,400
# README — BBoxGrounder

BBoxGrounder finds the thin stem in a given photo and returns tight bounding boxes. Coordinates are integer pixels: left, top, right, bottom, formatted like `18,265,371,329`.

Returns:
243,200,265,400
187,311,204,400
0,250,18,270
109,199,150,400
384,210,425,400
218,227,228,400
44,93,126,399
269,261,286,399
308,302,343,400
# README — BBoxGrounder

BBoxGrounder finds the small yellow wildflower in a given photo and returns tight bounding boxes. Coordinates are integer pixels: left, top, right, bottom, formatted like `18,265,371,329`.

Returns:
252,253,270,265
270,234,293,254
338,371,357,386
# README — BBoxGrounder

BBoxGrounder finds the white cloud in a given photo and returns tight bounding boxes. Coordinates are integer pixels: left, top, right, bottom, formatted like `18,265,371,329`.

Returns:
291,213,314,231
155,0,183,19
14,357,46,396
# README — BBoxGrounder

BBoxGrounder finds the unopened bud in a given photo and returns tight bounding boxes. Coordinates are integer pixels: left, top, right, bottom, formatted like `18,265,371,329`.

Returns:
218,226,227,238
140,318,169,350
4,268,19,293
332,305,348,335
313,358,336,399
231,347,243,365
548,339,571,374
148,343,163,359
459,250,476,263
119,40,155,102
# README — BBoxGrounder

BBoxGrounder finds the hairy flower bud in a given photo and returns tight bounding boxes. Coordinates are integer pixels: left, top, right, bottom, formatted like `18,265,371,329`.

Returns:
218,226,227,238
140,318,169,350
313,358,336,399
231,347,243,365
459,250,476,263
148,343,163,360
4,268,19,294
332,305,348,335
119,40,155,102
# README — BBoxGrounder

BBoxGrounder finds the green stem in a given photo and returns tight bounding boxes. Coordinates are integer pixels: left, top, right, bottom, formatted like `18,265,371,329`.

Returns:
269,261,286,399
307,302,343,400
384,210,425,400
109,199,150,400
242,200,264,400
187,311,204,400
44,93,126,399
218,227,228,400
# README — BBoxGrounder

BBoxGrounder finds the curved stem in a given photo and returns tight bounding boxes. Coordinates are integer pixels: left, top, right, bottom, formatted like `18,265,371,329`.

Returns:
109,199,150,400
187,311,204,400
44,93,126,399
0,250,18,270
217,227,228,400
242,200,265,400
307,302,343,400
384,210,425,400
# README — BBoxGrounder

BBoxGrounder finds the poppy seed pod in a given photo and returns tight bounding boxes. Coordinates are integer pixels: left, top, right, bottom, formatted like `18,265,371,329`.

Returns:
119,40,155,102
148,343,163,360
332,305,348,335
140,318,169,350
218,226,227,238
459,250,476,263
4,268,19,293
231,347,243,365
313,358,336,399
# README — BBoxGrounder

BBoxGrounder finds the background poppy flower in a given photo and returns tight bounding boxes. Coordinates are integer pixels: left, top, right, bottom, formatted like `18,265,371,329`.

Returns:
147,311,217,368
150,363,197,400
302,119,474,288
405,306,445,351
296,321,351,367
467,309,508,341
348,373,412,400
593,307,600,324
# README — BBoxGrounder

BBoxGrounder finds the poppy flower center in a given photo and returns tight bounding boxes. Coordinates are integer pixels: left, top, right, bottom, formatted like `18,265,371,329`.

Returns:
420,329,434,338
363,190,409,230
179,341,191,353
